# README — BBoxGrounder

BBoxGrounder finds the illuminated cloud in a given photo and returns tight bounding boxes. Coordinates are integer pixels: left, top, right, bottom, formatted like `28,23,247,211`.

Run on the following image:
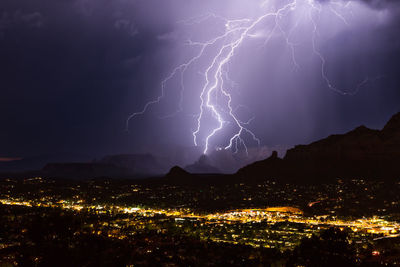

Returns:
0,0,399,163
0,157,22,162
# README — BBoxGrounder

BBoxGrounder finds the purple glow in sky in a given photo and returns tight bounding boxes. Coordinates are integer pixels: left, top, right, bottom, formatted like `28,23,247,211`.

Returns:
0,0,399,166
127,0,393,155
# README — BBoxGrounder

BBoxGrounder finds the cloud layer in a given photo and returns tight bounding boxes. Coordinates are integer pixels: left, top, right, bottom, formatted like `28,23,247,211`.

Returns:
0,0,399,162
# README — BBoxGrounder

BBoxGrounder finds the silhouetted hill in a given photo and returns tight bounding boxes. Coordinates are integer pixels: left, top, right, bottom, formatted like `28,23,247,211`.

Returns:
99,154,168,175
163,165,237,186
42,162,128,179
185,155,221,174
164,166,195,184
166,166,191,177
235,151,285,182
0,153,92,172
238,112,400,182
40,154,168,179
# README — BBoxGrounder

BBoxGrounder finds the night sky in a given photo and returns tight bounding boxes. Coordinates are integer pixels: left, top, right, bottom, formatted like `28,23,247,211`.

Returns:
1,0,399,164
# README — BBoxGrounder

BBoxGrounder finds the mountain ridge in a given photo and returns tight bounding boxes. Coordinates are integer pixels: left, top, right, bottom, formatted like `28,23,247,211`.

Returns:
236,112,400,182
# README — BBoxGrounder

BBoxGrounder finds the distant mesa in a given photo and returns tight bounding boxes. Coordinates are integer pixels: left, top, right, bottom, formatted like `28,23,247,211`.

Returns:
42,162,126,179
0,153,92,173
184,155,220,174
99,154,168,175
238,112,400,182
41,154,168,179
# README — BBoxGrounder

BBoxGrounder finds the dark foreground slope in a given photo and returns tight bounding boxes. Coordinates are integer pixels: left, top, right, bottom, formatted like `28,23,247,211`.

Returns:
237,112,400,182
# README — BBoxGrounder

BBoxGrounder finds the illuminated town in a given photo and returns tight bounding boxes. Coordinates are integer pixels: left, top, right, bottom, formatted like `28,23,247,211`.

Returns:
1,176,400,265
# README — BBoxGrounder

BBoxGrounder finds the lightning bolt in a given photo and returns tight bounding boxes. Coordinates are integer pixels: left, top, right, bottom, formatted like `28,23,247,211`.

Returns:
127,0,378,154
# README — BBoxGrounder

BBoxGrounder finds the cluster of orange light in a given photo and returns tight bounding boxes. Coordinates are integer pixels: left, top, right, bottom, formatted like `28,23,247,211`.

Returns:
1,198,399,237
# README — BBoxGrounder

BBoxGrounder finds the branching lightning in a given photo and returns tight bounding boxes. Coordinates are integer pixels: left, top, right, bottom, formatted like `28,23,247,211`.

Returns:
127,0,376,154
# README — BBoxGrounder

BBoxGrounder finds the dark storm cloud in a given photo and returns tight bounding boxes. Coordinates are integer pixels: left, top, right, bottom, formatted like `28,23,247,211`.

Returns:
0,10,44,31
0,0,399,163
360,0,399,9
0,0,177,157
316,0,399,8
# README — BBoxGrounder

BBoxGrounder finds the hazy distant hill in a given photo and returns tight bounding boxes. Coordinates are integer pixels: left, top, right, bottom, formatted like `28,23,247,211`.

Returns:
237,112,400,182
185,155,221,174
41,154,169,179
42,162,128,178
0,153,92,172
99,154,168,175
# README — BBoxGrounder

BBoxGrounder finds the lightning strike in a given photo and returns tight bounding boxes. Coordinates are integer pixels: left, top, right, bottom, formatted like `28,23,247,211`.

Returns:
127,0,377,154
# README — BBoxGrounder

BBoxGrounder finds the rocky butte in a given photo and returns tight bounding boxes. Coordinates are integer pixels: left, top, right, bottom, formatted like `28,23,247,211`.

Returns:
237,112,400,182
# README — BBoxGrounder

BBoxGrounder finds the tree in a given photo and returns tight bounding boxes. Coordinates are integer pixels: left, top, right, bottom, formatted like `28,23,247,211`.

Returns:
287,227,356,267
